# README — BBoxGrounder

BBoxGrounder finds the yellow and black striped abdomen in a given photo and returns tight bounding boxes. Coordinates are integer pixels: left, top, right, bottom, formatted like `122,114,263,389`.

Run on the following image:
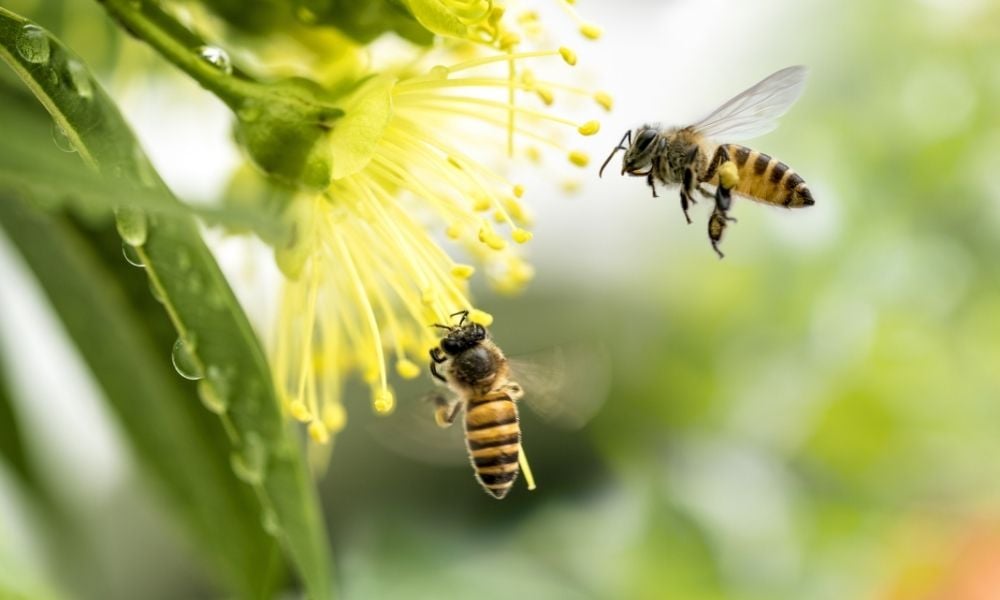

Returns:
720,144,814,208
464,391,521,499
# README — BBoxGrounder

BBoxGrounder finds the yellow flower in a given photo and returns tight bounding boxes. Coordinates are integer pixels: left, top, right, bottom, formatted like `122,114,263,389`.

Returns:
270,17,609,451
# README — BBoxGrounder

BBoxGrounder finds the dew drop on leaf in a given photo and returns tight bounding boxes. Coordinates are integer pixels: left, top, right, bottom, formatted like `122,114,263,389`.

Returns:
16,24,50,65
261,508,280,536
114,205,148,246
121,242,144,267
230,432,267,485
196,45,232,75
65,59,93,100
171,337,204,380
51,122,75,153
147,278,164,304
197,365,231,414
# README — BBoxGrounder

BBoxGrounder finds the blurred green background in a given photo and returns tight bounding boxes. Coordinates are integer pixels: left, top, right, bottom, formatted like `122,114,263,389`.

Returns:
2,0,999,599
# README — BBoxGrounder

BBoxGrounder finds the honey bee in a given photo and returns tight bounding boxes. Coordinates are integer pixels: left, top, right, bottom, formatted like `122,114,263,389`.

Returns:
428,311,526,499
599,65,814,258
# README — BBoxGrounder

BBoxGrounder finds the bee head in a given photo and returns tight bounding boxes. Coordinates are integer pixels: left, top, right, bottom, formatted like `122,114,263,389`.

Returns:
622,127,659,174
440,322,488,356
599,127,659,178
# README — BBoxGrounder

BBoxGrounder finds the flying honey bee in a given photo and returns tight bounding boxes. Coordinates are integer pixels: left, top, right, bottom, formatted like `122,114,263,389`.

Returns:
599,65,814,258
428,311,527,499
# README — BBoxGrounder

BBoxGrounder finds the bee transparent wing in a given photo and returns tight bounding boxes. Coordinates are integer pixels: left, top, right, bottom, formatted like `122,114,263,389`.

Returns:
367,388,468,466
508,344,611,430
691,65,808,141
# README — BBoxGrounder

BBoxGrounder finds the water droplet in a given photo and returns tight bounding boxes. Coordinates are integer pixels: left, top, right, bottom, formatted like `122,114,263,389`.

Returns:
261,508,280,536
171,337,204,380
121,242,144,267
196,365,231,414
16,24,50,65
65,59,93,100
148,277,164,303
196,45,232,75
51,122,75,153
114,205,148,246
230,432,266,485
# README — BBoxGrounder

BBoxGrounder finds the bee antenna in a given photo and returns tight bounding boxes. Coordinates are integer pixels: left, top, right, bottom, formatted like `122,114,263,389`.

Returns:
599,130,632,178
432,323,453,331
449,310,470,326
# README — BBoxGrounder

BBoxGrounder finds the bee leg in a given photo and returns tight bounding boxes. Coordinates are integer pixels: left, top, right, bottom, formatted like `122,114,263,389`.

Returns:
708,207,738,259
679,166,697,224
646,171,658,198
429,347,447,383
696,184,714,200
430,393,461,427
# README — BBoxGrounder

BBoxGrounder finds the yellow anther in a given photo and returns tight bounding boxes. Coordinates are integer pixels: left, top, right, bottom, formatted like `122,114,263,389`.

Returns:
492,209,506,223
536,87,555,105
373,388,395,414
447,156,463,169
473,195,492,211
559,47,577,66
510,259,536,283
512,228,533,244
396,359,421,379
513,184,525,198
518,10,539,23
568,150,590,167
580,23,603,40
594,91,613,112
521,70,536,86
503,198,529,223
526,146,542,164
322,403,346,433
450,264,476,279
719,161,740,189
577,120,600,136
499,32,521,49
446,223,463,239
468,309,494,326
289,400,311,422
561,179,582,193
308,420,330,444
478,225,508,250
429,65,450,79
421,287,437,305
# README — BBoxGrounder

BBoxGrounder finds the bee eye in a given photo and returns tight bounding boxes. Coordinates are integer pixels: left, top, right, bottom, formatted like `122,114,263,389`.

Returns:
635,129,657,152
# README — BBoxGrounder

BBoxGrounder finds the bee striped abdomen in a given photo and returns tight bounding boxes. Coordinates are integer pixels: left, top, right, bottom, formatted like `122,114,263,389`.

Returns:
723,144,814,208
465,393,521,499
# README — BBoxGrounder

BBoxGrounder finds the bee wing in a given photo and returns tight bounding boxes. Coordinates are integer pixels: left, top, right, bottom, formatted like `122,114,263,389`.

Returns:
508,344,611,430
691,65,808,141
367,388,468,466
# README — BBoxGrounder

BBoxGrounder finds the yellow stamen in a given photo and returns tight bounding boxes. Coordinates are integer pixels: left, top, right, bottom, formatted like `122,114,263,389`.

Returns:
568,150,589,167
512,228,533,243
577,120,600,135
594,91,614,112
451,264,476,279
558,47,577,66
579,23,603,40
468,309,493,326
396,359,421,379
519,445,537,491
308,420,330,444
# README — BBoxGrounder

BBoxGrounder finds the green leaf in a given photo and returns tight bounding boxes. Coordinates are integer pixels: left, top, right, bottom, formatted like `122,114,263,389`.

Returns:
0,7,334,599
